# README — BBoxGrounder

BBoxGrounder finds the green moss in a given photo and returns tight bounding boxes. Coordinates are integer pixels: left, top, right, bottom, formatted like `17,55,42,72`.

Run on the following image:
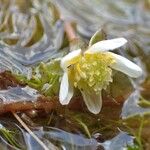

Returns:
16,60,62,97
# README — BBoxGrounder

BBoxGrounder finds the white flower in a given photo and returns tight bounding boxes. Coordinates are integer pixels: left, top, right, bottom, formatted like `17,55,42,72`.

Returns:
59,38,142,114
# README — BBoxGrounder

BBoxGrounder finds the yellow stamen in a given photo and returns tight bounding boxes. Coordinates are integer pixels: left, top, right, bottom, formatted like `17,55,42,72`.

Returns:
68,52,115,93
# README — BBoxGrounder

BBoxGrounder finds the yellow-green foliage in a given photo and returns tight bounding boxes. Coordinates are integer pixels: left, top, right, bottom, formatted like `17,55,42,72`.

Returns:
17,60,62,96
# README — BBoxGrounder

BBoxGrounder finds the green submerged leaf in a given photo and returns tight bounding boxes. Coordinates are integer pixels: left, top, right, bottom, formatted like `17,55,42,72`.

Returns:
0,125,22,149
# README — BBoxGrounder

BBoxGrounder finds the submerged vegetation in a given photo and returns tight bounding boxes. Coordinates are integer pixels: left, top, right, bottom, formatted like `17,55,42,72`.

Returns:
0,0,150,150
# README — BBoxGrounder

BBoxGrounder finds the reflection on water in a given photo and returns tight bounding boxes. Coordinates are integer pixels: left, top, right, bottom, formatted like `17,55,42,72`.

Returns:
0,0,64,65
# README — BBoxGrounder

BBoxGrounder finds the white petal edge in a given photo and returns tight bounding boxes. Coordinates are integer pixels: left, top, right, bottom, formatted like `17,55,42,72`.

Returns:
61,49,81,70
63,84,74,105
110,52,142,78
86,38,127,53
59,72,73,105
81,88,102,114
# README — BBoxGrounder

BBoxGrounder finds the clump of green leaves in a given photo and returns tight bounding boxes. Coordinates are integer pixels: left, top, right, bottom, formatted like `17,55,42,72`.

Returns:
0,125,22,149
17,60,62,96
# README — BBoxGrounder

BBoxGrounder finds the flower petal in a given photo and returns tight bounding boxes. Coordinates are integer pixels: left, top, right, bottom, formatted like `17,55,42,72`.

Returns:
86,38,127,53
81,87,102,114
61,49,81,71
63,84,74,105
110,52,142,78
59,72,73,105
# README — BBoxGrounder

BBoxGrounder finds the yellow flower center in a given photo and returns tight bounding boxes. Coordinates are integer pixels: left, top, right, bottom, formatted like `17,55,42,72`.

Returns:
68,52,115,93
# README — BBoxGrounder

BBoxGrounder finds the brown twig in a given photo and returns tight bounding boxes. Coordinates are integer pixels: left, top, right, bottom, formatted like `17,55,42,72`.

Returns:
13,112,58,150
0,97,58,114
64,21,77,42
